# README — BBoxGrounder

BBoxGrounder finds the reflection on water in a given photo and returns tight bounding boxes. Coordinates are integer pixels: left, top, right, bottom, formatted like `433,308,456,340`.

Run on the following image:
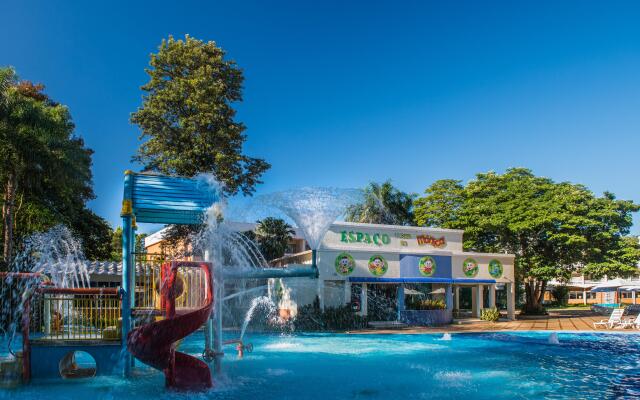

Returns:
2,331,640,400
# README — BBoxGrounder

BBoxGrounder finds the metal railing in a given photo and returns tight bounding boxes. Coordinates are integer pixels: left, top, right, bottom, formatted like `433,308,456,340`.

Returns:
34,287,121,341
134,253,164,310
173,266,208,310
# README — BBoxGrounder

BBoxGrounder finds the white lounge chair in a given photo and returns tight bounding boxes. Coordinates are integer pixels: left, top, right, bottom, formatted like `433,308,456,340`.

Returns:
620,314,640,329
593,308,625,329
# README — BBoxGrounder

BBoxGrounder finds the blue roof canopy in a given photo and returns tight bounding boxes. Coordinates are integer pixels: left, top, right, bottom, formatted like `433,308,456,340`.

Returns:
122,172,219,225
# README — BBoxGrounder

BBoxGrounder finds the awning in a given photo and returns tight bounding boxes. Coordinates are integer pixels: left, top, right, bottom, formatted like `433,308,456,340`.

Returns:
348,277,496,284
618,285,640,292
590,285,619,293
591,279,623,293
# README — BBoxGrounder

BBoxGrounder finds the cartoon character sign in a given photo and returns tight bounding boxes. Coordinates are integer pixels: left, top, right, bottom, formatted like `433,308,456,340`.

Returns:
488,259,503,279
368,255,388,276
334,252,355,276
462,258,479,278
418,256,437,277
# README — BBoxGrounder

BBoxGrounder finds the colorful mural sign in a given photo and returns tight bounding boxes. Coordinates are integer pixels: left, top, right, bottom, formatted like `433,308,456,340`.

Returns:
488,259,503,279
416,234,446,248
341,231,391,246
462,258,478,278
368,255,388,276
418,256,437,277
334,252,356,276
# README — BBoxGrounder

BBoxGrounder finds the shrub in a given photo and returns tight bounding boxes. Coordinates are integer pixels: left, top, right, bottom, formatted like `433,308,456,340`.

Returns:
480,307,500,322
294,299,369,331
406,298,446,310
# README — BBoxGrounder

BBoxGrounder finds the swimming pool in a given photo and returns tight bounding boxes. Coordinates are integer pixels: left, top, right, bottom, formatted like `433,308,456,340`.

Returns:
2,331,639,399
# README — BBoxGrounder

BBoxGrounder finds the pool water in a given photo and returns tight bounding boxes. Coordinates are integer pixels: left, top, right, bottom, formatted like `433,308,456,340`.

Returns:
2,331,640,399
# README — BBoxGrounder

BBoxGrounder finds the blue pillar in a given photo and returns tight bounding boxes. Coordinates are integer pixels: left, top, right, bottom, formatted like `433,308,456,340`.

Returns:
396,285,405,321
121,171,134,377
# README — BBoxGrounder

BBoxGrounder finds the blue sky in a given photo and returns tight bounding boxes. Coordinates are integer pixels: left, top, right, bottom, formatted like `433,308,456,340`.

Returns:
2,1,640,233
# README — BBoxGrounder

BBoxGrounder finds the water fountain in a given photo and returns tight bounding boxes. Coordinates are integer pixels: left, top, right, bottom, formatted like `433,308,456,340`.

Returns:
1,225,93,385
548,332,560,345
257,187,364,266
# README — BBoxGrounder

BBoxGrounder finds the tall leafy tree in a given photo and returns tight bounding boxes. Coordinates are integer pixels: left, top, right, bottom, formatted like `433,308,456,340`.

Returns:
345,180,415,226
414,168,639,314
254,217,295,262
0,67,111,265
131,35,270,196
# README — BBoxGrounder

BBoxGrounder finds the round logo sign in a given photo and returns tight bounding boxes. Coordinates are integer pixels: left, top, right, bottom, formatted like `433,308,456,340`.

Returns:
418,256,437,277
368,255,388,276
334,252,355,276
488,259,503,279
462,258,479,278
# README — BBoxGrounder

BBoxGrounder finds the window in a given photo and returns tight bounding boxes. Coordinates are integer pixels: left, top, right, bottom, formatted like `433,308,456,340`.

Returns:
569,291,584,300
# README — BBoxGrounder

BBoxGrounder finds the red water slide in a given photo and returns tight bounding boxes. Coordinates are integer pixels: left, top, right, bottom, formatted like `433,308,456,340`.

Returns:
127,261,214,390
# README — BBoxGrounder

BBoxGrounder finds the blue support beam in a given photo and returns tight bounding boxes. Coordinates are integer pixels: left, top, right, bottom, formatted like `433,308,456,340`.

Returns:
121,171,134,377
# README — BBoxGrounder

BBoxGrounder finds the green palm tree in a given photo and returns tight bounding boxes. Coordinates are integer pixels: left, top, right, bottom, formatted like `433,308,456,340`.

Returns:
345,180,415,226
255,217,295,262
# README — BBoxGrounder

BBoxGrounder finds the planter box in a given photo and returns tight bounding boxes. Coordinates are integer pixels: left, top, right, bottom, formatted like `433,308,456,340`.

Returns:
399,309,453,326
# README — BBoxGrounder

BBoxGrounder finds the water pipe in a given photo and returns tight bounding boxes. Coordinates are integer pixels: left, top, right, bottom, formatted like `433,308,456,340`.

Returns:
312,249,318,278
222,265,317,280
222,339,253,359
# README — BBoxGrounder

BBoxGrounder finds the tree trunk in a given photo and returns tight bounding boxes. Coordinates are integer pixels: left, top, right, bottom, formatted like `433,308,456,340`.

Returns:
2,173,16,264
522,279,547,315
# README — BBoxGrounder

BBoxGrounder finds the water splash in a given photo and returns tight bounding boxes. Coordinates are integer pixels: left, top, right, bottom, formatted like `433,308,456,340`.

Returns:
1,225,90,356
240,296,277,340
548,332,560,345
256,187,363,250
14,225,90,288
440,333,452,341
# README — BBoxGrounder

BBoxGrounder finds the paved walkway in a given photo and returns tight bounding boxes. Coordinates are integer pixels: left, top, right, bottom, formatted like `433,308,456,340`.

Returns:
349,309,640,334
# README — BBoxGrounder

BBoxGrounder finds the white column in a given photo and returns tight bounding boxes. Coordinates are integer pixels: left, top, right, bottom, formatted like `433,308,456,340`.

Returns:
454,286,460,311
633,290,637,305
474,285,483,318
344,281,351,305
507,283,515,320
445,284,453,311
317,279,325,311
360,283,368,316
489,285,496,308
583,289,587,305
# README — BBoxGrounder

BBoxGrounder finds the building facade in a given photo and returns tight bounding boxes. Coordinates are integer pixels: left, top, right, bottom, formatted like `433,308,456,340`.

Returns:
277,222,516,322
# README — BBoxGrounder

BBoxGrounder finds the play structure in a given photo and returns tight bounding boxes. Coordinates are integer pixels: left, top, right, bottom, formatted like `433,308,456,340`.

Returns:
2,171,317,391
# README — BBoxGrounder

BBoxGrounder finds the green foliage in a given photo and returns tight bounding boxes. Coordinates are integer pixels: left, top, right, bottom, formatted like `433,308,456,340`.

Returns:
0,67,111,264
109,227,149,261
480,307,500,322
413,179,465,228
550,286,569,306
405,297,446,310
254,217,294,262
413,168,639,314
345,180,415,225
294,299,369,331
130,35,270,196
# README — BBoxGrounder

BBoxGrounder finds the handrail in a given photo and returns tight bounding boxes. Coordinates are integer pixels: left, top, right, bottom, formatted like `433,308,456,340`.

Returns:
37,287,119,295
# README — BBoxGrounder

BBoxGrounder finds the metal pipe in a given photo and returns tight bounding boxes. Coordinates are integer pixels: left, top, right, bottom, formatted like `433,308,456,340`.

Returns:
312,249,318,277
222,265,318,280
37,287,119,295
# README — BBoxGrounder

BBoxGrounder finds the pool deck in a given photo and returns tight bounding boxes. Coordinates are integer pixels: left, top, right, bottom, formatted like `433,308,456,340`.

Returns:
349,309,640,334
